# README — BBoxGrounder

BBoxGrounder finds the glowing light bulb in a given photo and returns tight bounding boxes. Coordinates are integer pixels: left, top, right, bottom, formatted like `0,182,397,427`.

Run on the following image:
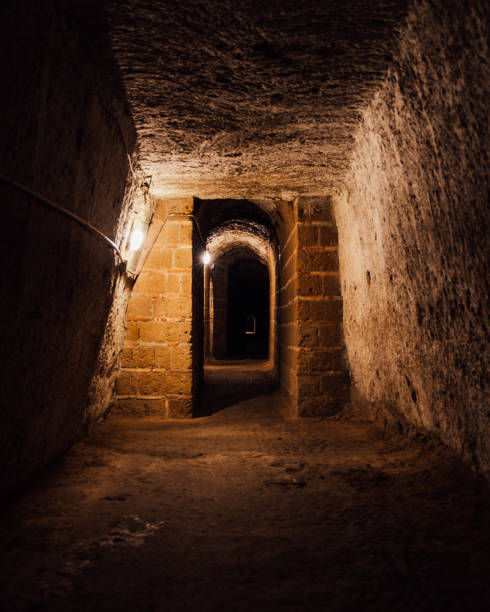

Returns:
129,228,144,251
202,251,211,265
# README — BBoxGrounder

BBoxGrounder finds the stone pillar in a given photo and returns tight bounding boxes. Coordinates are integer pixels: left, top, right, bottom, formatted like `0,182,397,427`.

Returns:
115,198,194,417
278,196,350,417
296,196,350,416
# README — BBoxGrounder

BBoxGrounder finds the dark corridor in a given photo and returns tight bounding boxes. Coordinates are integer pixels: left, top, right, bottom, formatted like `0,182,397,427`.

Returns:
227,258,270,359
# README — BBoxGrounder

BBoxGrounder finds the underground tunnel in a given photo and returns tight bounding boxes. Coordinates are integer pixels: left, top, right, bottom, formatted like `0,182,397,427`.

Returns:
195,202,280,414
0,0,489,610
225,256,270,359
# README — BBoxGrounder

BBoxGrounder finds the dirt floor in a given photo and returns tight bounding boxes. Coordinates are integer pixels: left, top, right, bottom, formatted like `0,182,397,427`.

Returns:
1,365,490,611
198,359,279,416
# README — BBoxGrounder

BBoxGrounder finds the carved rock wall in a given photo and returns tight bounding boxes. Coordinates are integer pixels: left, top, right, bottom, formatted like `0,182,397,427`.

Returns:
106,0,406,198
335,0,489,477
0,0,137,497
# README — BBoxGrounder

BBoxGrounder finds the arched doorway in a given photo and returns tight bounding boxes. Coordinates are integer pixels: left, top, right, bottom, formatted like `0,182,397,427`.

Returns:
194,201,279,415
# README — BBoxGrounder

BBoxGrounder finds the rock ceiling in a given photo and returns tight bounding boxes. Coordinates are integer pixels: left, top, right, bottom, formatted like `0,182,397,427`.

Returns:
107,0,408,199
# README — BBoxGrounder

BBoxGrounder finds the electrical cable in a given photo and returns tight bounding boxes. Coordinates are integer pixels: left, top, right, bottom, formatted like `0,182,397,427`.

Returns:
0,172,124,262
1,173,208,283
160,213,206,248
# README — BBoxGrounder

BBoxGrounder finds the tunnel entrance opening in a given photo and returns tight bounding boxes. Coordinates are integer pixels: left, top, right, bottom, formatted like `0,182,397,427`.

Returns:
194,199,279,416
199,244,277,416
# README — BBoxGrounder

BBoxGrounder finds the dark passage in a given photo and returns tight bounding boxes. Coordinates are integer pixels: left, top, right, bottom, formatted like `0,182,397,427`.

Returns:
227,258,269,359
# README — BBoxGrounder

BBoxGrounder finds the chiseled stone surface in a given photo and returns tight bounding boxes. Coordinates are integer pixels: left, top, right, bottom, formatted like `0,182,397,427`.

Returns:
335,0,489,478
106,0,407,199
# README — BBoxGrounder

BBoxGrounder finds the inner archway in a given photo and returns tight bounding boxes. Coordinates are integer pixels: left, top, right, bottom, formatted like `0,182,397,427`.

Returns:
194,201,279,415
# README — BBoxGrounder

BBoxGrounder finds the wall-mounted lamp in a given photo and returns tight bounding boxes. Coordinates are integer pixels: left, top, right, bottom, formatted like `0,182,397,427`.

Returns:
202,251,212,265
129,227,145,251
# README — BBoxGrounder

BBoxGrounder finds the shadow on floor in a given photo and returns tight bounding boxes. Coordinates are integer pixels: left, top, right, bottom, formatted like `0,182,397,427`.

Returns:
197,358,279,416
1,396,490,612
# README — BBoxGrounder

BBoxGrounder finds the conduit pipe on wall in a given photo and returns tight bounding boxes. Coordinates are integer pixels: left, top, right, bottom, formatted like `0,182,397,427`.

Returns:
156,213,206,248
0,172,125,261
0,173,149,284
1,173,208,288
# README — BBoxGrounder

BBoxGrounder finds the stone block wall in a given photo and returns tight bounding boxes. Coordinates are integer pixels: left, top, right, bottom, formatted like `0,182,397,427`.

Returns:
115,198,194,417
335,0,489,478
296,197,349,416
278,197,349,416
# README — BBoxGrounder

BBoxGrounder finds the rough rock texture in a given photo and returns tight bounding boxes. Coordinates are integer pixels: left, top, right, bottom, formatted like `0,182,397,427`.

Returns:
106,0,407,199
0,0,137,497
2,396,490,611
335,0,489,478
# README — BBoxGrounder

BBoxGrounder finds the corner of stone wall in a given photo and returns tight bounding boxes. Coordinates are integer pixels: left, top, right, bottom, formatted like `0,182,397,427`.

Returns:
278,196,351,418
295,196,350,417
114,197,194,418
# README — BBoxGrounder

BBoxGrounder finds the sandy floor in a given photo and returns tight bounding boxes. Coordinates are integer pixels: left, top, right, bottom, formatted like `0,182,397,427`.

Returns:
1,371,490,611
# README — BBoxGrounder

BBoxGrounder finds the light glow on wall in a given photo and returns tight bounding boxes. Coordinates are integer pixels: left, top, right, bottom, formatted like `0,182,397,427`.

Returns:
129,228,144,251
